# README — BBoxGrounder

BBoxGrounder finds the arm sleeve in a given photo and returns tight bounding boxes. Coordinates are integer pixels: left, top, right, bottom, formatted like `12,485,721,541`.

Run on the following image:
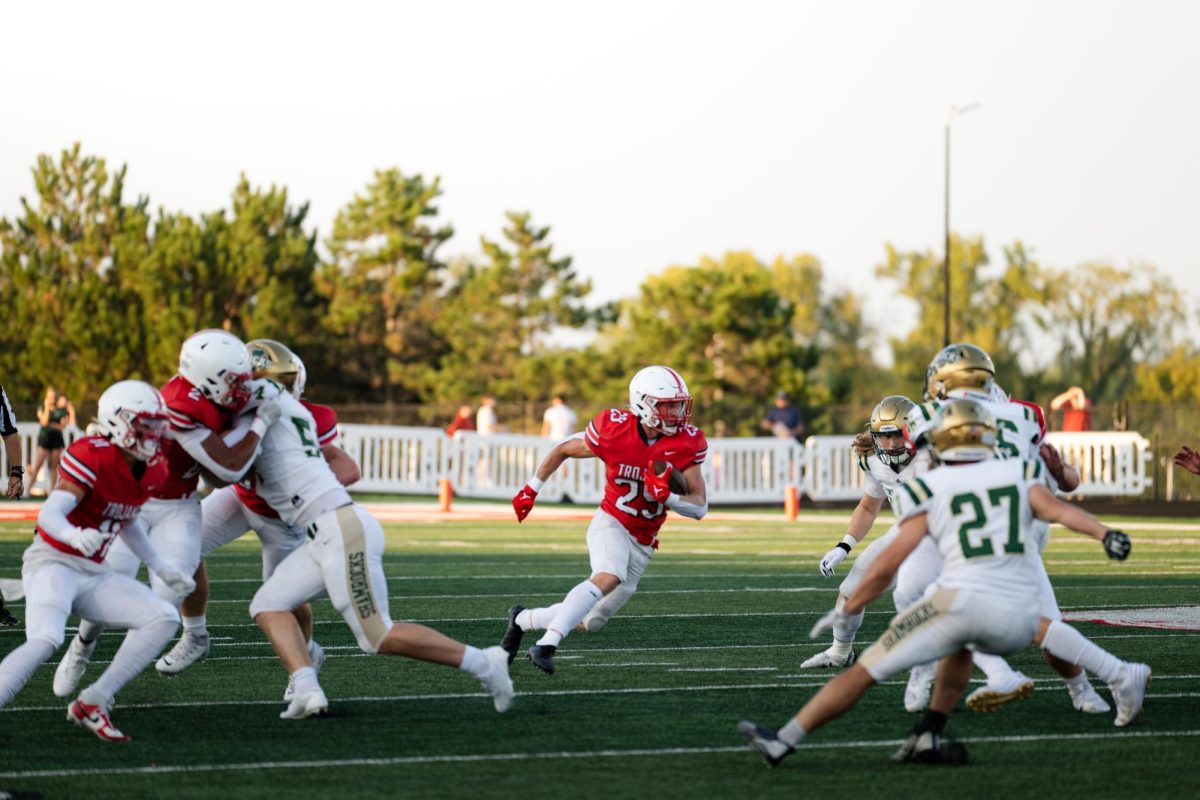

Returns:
665,493,708,519
117,518,169,574
174,425,259,483
37,490,81,542
0,386,17,437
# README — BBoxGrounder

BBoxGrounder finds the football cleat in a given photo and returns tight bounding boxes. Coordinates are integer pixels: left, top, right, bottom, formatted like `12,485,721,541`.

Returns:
284,640,328,702
280,686,329,720
965,672,1034,713
526,644,557,675
478,645,515,713
736,721,794,768
1109,662,1151,727
891,731,969,765
903,661,938,713
155,632,210,676
0,602,19,627
68,699,130,742
1068,680,1112,714
799,647,856,669
53,635,98,698
500,605,527,665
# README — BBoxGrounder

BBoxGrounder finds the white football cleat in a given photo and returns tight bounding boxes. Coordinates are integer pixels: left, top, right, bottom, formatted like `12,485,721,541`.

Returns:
799,647,856,669
903,661,938,713
1109,662,1151,727
284,641,328,702
1068,680,1112,714
478,645,515,713
68,698,130,742
53,636,98,698
155,632,210,676
280,686,329,720
965,671,1035,713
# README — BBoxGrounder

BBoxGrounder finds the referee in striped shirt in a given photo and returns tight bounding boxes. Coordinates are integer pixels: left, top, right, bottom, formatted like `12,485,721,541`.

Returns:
1,383,23,624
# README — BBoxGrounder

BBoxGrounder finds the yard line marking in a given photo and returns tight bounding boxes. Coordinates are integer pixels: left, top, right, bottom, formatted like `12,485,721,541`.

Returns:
2,729,1197,779
6,675,1200,714
188,587,831,604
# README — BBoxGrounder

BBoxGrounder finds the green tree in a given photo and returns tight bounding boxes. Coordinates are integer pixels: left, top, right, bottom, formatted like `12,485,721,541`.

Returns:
432,211,593,401
319,169,453,404
0,144,151,403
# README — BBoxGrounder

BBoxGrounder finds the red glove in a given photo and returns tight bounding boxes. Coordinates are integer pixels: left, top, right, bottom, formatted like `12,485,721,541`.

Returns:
644,461,673,503
512,485,538,522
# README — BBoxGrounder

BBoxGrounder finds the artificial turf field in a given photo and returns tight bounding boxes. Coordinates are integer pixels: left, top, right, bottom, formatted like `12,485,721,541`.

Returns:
0,509,1197,799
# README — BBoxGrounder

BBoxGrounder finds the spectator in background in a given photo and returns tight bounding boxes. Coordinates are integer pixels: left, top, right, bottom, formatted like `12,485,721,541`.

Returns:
761,391,805,443
0,383,22,625
28,387,75,496
540,394,578,440
477,394,500,435
1051,386,1093,432
447,404,476,437
1173,445,1200,477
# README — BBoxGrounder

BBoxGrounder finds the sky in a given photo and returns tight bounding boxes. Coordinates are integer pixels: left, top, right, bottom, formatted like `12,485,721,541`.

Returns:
3,1,1198,356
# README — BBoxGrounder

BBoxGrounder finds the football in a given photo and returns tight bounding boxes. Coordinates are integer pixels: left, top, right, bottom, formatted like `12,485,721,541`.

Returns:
652,460,689,494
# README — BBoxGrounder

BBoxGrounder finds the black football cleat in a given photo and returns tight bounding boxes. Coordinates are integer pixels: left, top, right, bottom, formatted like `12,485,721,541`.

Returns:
501,605,526,665
736,721,795,767
0,600,19,627
526,644,557,674
891,731,969,766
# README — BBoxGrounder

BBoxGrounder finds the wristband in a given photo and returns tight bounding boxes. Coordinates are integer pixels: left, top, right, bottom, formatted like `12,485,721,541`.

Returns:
8,466,22,478
527,475,544,492
837,533,857,552
250,416,269,439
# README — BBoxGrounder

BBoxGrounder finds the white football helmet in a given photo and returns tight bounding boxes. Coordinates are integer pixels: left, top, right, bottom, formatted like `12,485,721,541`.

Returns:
628,365,693,436
96,380,170,464
179,329,253,411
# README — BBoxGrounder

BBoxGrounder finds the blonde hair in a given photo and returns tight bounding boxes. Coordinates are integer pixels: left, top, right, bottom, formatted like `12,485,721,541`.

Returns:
852,430,874,457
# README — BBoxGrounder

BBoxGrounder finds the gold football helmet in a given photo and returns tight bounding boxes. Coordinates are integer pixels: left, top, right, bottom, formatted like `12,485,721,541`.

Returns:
928,398,997,463
246,339,306,399
868,395,916,467
925,343,996,400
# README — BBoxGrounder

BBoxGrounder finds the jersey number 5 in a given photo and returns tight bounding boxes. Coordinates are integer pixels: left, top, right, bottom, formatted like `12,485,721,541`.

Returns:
291,417,321,458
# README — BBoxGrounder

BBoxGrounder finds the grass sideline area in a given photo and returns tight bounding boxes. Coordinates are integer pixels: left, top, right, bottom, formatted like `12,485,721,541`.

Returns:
0,514,1197,799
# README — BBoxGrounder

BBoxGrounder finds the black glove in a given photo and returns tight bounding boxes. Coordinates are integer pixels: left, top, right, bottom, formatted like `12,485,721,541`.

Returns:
1103,529,1131,561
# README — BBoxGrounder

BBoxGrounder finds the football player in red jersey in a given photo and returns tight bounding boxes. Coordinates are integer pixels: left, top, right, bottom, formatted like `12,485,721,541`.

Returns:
156,339,361,695
501,366,710,674
0,381,197,742
53,329,282,697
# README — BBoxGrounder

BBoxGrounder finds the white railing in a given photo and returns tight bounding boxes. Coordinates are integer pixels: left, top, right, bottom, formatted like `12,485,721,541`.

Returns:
1,421,1153,502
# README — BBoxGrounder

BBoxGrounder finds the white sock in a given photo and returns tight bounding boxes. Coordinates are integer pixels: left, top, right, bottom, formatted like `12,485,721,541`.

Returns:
537,581,604,647
307,639,322,660
458,645,489,679
78,684,114,710
182,615,208,637
974,653,1018,683
1041,621,1122,683
88,616,177,702
290,666,319,696
77,619,105,644
517,605,560,632
832,597,864,651
1064,670,1091,690
778,718,808,746
0,639,55,708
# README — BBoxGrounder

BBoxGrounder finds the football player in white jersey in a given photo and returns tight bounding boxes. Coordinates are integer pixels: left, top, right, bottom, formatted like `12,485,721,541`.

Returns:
802,393,1030,714
915,344,1139,718
155,340,360,700
232,387,513,719
739,399,1145,767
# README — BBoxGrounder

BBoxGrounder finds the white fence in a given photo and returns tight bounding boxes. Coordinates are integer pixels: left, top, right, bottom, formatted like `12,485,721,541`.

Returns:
1,422,1153,502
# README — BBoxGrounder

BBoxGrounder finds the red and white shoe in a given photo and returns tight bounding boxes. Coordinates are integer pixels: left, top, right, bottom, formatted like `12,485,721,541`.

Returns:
68,699,131,742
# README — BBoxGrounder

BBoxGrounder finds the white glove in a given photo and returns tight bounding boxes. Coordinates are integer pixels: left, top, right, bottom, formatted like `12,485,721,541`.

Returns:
819,546,849,577
157,567,197,600
809,607,850,639
68,526,106,557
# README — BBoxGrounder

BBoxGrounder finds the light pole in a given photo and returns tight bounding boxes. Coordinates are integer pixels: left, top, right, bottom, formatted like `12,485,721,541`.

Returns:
943,102,981,346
